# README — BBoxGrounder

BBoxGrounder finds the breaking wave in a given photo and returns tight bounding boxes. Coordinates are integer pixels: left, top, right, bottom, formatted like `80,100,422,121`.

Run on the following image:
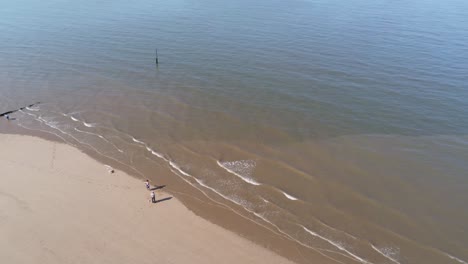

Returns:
302,225,369,264
282,191,298,201
132,137,145,145
370,245,400,264
217,160,260,186
445,253,468,264
83,122,96,127
25,106,39,111
168,161,191,177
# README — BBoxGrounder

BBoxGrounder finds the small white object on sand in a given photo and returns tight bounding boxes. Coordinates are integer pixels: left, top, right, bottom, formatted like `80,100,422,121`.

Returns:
104,165,115,174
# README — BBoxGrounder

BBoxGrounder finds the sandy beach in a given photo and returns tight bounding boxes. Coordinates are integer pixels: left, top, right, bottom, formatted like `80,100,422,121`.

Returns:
0,134,295,264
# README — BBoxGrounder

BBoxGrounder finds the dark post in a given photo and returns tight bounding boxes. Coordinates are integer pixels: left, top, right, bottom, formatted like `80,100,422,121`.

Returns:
155,48,159,65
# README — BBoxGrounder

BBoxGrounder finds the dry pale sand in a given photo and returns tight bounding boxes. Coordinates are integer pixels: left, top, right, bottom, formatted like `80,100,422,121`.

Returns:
0,134,295,264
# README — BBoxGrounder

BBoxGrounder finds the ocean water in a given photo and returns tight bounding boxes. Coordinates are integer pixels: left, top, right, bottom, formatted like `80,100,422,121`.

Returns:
1,0,467,263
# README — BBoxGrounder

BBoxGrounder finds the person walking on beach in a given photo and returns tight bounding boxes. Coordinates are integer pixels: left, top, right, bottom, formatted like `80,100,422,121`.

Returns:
144,179,150,190
150,191,156,203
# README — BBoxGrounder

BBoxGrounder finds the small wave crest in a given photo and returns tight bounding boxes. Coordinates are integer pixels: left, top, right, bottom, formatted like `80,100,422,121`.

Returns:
319,220,357,240
217,160,260,186
25,106,39,111
20,109,36,118
254,212,276,226
74,127,103,138
132,137,145,145
169,164,259,214
302,225,369,264
169,165,245,209
151,150,164,159
74,128,124,153
166,158,349,264
129,137,165,160
70,116,79,122
83,122,96,127
62,111,81,117
282,191,298,200
445,253,468,264
370,245,400,264
145,146,166,160
169,161,191,177
194,178,244,207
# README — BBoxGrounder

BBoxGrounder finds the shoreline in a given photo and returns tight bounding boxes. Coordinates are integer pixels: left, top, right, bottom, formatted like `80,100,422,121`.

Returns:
2,115,467,264
4,119,467,264
0,133,298,263
0,123,322,264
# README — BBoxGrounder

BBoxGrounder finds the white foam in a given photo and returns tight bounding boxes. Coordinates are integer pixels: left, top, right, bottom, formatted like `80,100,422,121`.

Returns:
21,117,360,264
167,168,296,252
151,150,166,159
168,165,348,264
37,116,71,138
70,116,79,122
217,160,260,186
151,150,164,158
169,166,246,209
302,226,369,264
18,123,73,147
74,127,102,138
132,137,145,145
370,245,400,264
63,111,81,117
191,178,287,235
68,129,144,178
260,197,270,203
137,142,167,162
194,178,244,206
25,106,39,111
23,113,144,180
74,128,124,153
20,110,37,118
445,253,468,264
319,220,357,240
130,136,167,160
168,161,191,177
254,212,276,226
83,122,95,127
282,191,298,200
169,165,257,212
39,120,112,167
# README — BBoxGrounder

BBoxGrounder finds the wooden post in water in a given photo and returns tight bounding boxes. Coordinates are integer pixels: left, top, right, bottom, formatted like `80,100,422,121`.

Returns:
155,48,159,66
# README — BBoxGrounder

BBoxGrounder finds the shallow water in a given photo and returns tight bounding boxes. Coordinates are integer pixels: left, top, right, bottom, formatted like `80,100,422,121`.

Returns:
1,0,467,263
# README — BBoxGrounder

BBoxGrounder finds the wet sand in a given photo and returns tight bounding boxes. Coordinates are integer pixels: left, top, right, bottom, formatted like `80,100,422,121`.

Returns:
0,134,296,264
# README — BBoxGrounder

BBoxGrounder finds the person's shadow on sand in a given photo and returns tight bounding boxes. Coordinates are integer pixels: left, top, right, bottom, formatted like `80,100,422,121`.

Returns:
150,185,166,191
154,197,172,203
